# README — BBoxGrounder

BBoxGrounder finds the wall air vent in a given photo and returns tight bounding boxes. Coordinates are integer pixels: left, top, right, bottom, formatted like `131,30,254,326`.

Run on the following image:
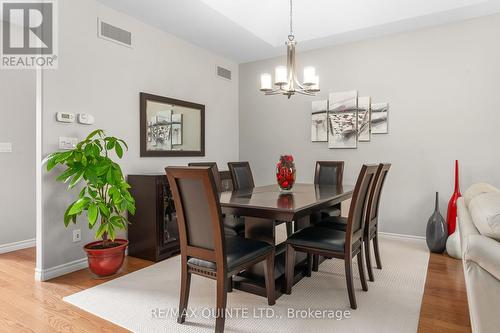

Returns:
97,19,132,48
216,65,232,81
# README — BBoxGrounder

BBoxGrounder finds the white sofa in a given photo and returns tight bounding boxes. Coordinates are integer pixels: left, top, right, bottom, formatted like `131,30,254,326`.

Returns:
457,183,500,333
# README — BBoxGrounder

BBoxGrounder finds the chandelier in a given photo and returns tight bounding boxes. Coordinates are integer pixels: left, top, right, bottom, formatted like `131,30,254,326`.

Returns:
260,0,320,98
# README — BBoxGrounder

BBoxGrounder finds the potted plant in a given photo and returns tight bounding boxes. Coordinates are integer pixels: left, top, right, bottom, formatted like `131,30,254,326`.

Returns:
46,129,136,277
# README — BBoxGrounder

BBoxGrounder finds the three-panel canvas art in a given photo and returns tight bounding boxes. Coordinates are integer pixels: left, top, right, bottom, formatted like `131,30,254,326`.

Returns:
311,90,389,149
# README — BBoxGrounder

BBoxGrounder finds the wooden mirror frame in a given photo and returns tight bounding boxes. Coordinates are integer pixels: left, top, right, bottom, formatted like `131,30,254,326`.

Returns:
140,92,205,157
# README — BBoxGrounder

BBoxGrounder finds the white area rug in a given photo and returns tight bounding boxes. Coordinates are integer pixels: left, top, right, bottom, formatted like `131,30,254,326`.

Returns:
64,237,429,333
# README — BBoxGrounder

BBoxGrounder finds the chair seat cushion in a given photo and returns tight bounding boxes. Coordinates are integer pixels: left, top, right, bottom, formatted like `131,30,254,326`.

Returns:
315,216,347,231
286,226,346,253
188,236,273,272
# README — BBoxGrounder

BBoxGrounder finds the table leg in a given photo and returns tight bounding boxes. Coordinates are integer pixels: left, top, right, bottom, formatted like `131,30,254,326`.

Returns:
233,216,312,299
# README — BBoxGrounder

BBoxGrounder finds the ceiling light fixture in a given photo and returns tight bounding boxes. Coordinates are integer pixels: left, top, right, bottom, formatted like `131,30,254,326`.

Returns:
260,0,319,98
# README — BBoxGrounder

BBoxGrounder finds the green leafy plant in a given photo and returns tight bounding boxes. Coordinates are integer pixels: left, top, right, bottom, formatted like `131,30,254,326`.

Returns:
46,129,135,248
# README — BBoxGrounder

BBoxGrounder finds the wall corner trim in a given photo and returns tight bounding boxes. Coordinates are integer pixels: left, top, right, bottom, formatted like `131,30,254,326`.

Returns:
0,238,36,254
34,257,88,281
378,232,426,242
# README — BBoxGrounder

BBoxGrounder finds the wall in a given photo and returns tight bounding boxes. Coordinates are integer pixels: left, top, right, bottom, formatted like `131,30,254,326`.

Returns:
0,68,36,250
239,13,500,237
40,0,239,273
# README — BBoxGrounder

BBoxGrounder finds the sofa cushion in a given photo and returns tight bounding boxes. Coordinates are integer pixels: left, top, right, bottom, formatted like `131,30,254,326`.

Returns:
469,192,500,241
464,183,500,207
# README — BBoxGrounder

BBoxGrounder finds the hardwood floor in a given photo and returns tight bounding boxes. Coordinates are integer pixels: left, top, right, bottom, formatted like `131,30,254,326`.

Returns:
417,253,471,333
0,248,470,333
0,247,153,333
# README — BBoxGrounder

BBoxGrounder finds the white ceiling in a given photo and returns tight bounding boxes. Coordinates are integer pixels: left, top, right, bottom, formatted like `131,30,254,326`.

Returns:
98,0,500,63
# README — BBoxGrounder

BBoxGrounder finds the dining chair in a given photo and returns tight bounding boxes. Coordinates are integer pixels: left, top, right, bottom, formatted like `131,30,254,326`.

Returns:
165,166,275,333
364,163,391,281
310,161,345,271
228,161,296,237
284,164,378,309
188,162,245,237
314,161,345,218
315,163,391,281
188,162,222,192
227,161,255,191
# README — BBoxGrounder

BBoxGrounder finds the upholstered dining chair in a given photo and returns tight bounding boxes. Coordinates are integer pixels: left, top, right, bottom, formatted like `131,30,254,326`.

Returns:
228,161,296,237
188,162,245,237
311,161,345,271
314,161,345,218
227,161,255,191
315,163,391,281
166,166,275,333
285,164,378,309
188,162,222,192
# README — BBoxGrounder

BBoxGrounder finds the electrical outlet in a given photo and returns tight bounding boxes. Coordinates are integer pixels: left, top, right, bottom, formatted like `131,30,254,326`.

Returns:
73,229,81,242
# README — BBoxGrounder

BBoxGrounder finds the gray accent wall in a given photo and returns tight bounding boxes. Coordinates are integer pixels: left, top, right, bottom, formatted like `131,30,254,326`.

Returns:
41,0,239,270
239,13,500,237
0,70,36,246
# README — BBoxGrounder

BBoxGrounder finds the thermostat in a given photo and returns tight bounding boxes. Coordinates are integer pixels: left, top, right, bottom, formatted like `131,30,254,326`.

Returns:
78,113,95,125
56,112,75,123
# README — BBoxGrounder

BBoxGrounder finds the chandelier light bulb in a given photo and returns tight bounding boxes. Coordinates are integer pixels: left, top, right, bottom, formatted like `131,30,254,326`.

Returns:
260,73,272,91
309,75,320,92
303,66,316,86
275,66,288,86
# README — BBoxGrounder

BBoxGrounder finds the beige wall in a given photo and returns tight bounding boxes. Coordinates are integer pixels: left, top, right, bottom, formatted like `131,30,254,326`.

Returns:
0,68,36,248
239,13,500,237
41,0,239,271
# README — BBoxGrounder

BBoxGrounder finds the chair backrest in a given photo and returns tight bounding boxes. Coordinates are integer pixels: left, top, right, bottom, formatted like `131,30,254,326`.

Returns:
367,163,391,223
345,164,378,246
188,162,222,193
165,167,226,269
227,161,255,191
314,161,344,186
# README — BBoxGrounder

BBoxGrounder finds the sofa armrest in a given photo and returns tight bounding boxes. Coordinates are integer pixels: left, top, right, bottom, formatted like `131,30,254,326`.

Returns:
458,198,479,241
463,234,500,280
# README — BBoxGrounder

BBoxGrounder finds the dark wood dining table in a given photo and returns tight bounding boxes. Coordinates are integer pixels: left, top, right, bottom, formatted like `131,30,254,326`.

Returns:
219,183,353,299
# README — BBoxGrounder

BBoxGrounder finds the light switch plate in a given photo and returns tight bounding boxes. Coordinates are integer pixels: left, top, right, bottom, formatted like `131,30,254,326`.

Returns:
59,137,78,150
0,142,12,153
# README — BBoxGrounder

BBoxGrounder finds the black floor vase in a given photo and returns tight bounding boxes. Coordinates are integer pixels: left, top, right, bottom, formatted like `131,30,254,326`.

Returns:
426,192,448,253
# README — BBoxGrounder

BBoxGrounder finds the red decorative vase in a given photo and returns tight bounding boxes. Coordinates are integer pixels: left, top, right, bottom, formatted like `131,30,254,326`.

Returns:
446,160,461,235
276,155,296,191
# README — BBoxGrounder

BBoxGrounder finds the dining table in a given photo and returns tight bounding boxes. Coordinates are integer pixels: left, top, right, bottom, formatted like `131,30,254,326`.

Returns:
219,183,354,299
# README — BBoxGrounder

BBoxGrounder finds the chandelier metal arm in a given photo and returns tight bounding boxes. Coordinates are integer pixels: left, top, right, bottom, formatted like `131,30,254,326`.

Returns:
295,90,315,96
259,0,320,98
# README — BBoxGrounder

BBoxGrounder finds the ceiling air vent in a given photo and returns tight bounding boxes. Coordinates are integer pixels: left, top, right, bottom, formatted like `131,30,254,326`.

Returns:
97,19,132,48
216,65,232,81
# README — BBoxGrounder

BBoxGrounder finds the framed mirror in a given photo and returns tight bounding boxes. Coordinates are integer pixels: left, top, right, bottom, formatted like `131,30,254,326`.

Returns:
140,93,205,157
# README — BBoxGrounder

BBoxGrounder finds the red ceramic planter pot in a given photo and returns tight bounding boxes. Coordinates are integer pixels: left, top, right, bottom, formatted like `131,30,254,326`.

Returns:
83,239,128,277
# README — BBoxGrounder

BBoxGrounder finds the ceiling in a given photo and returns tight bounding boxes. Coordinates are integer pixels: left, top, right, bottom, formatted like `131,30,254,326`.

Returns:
98,0,500,63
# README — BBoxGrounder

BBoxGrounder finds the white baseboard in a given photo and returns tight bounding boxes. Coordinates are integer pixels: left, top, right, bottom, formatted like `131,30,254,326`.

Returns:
35,257,88,281
0,238,36,254
379,232,425,242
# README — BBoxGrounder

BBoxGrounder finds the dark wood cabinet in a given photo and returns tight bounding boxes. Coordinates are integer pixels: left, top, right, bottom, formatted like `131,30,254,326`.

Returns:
127,174,180,262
